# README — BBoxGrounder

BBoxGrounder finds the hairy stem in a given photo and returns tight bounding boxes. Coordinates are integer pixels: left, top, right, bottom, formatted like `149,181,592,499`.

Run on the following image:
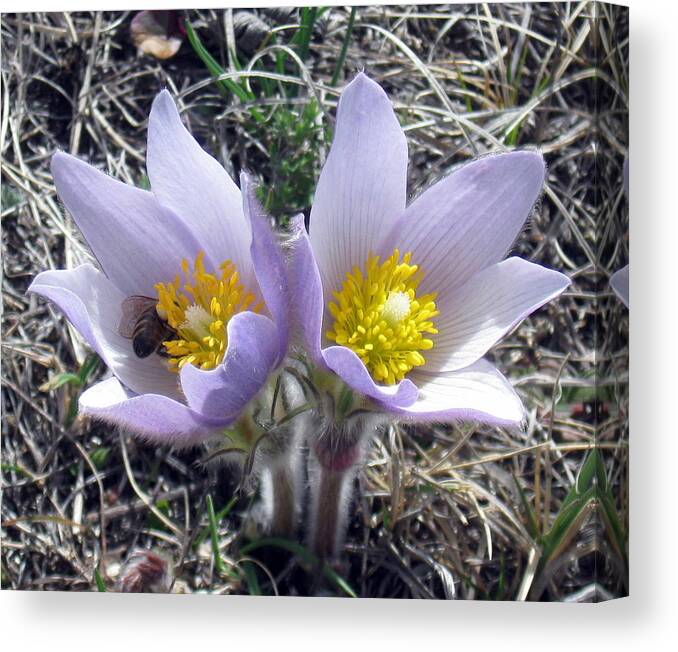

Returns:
307,394,385,559
308,438,362,559
269,462,297,538
309,465,346,558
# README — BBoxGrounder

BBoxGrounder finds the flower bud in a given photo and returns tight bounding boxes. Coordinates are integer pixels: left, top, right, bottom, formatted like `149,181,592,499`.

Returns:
116,550,172,593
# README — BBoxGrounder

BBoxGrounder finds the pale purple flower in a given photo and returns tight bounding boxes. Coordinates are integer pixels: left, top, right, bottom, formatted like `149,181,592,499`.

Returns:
29,91,287,446
290,73,570,426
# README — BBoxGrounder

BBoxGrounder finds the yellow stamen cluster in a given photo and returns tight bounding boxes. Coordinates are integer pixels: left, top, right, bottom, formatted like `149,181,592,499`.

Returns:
326,249,439,385
155,252,260,372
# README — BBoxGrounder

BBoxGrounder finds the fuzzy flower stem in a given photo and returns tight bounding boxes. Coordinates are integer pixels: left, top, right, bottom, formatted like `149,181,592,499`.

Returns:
309,461,357,559
269,462,297,538
307,412,371,559
256,369,308,538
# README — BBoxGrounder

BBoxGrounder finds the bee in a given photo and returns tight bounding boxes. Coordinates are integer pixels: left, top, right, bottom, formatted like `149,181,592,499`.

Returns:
118,296,175,358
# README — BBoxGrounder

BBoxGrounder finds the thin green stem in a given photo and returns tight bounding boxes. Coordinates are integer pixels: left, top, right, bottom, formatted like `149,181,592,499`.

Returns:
206,494,225,575
331,7,357,86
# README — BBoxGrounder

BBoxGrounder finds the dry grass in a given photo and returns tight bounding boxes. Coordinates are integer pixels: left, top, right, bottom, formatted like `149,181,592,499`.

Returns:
1,3,628,599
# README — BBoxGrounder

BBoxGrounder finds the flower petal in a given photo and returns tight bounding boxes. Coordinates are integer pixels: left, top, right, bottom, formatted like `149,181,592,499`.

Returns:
610,265,629,308
382,151,546,295
288,215,325,365
322,346,418,408
146,90,255,291
28,264,181,399
179,311,279,420
425,257,570,372
310,72,408,308
51,152,204,298
240,172,288,362
80,377,226,448
389,359,525,426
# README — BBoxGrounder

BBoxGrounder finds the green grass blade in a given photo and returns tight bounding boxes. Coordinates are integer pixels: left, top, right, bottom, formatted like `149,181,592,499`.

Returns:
94,568,107,592
241,561,261,595
539,450,602,563
185,22,256,105
78,353,101,385
331,7,357,86
194,494,238,549
292,6,319,63
540,487,596,562
599,490,627,564
206,494,226,575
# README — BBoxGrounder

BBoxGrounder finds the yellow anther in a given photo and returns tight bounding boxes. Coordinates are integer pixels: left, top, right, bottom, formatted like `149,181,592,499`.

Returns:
326,250,439,385
154,251,260,372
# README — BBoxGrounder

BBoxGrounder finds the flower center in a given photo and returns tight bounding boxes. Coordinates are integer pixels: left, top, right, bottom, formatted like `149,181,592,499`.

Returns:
326,249,439,385
154,252,260,372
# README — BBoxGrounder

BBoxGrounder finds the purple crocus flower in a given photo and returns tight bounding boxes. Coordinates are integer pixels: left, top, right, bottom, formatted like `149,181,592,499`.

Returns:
290,73,570,426
29,91,287,446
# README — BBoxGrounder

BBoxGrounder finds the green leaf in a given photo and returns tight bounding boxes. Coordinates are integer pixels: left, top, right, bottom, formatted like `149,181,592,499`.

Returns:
185,21,263,122
206,494,226,575
241,561,261,596
94,568,107,592
291,6,319,62
39,372,81,392
336,384,355,420
77,353,101,384
599,489,627,565
539,449,601,563
146,498,172,532
540,486,596,563
193,495,238,549
89,447,110,470
1,462,31,478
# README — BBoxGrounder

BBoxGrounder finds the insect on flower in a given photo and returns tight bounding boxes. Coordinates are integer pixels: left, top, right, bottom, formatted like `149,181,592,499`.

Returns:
29,91,289,446
118,295,175,359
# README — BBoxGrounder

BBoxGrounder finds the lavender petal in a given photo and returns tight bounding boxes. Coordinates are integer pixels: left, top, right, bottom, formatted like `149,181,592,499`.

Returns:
322,345,418,408
390,359,526,426
146,90,255,291
240,172,289,362
381,151,546,298
425,257,570,372
179,311,279,420
288,215,326,366
310,72,408,310
80,377,228,447
51,152,205,298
